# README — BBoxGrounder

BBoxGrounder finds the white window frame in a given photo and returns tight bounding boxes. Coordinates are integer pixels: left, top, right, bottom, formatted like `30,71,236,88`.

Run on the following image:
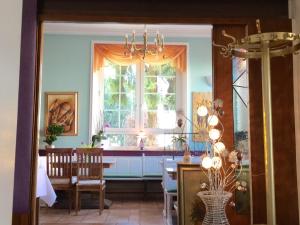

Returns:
90,41,188,149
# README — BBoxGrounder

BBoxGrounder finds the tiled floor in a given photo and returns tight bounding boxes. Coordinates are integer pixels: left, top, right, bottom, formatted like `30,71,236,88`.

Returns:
40,200,165,225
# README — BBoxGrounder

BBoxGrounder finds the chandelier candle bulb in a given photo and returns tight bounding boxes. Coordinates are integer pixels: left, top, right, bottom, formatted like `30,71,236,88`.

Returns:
125,34,128,46
123,26,164,59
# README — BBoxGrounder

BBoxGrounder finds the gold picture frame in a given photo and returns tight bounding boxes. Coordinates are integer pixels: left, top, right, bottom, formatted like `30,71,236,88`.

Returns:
192,92,212,142
177,163,208,225
45,92,78,136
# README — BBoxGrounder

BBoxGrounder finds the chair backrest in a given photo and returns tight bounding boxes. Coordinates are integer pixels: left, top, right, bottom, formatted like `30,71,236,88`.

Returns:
76,148,103,181
162,158,180,192
45,148,73,180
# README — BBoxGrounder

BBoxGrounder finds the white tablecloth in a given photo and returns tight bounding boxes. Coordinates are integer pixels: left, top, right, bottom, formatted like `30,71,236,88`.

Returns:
36,157,56,206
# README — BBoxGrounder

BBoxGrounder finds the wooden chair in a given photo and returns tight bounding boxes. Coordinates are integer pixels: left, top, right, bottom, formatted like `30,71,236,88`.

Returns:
161,158,178,225
75,148,106,215
45,148,76,213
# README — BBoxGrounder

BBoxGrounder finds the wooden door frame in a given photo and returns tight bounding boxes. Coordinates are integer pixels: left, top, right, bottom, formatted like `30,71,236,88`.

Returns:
33,16,250,224
13,5,298,223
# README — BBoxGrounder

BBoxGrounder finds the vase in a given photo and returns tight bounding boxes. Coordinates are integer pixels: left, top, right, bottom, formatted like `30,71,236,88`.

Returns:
175,141,184,151
197,191,232,225
183,150,191,163
46,144,55,149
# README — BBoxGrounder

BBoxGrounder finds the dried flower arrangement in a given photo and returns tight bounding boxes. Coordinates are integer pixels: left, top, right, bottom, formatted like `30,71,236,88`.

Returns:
194,99,246,224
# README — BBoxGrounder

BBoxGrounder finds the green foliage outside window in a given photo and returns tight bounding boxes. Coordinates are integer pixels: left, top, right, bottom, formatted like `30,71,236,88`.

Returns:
102,59,177,146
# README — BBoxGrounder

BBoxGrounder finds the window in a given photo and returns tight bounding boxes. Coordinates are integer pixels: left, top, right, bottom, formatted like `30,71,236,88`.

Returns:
92,44,187,149
103,61,137,130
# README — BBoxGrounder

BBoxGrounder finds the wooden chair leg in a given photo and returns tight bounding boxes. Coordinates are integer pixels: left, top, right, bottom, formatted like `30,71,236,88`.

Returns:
68,190,72,214
166,193,171,224
78,192,81,211
99,190,102,215
163,191,167,218
75,187,79,215
72,188,76,209
102,189,105,211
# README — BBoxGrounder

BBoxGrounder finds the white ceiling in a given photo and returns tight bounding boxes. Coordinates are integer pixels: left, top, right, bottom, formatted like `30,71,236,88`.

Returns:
44,22,212,38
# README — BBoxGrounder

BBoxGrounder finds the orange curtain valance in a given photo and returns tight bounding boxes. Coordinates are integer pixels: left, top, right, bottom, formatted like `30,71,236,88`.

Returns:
93,43,187,74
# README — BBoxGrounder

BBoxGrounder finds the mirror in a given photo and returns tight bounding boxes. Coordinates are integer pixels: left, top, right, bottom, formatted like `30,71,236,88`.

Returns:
232,56,250,214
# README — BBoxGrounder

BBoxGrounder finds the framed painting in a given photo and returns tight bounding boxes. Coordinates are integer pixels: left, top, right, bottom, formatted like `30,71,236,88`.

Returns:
177,163,208,225
45,92,78,136
192,92,212,142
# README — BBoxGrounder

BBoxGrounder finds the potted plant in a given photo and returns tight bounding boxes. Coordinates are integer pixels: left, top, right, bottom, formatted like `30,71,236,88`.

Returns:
172,134,187,150
91,130,107,148
43,123,64,148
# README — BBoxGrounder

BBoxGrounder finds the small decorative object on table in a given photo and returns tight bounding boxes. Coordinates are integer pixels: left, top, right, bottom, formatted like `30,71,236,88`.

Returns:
172,118,187,151
193,99,245,225
172,135,186,151
91,111,108,148
92,130,107,148
182,143,191,163
137,131,146,150
43,123,64,148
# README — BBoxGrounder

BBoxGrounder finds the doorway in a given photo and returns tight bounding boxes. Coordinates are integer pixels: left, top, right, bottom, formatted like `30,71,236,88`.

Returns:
38,22,214,225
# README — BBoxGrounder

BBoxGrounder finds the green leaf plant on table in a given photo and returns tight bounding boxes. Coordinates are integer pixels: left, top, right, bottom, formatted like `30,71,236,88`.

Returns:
43,123,64,148
171,118,187,151
172,135,186,151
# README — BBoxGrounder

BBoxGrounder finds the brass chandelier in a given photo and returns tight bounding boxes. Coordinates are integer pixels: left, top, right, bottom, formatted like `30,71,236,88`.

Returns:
124,25,164,59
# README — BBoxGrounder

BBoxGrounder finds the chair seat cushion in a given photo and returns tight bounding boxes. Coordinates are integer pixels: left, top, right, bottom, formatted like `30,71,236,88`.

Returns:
72,176,77,184
50,176,77,185
165,188,177,193
77,179,106,186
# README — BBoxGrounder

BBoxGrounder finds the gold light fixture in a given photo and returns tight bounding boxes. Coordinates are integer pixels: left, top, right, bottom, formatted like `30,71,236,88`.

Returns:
124,25,164,59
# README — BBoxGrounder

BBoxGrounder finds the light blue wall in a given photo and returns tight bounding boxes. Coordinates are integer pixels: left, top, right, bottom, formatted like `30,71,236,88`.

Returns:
39,34,212,148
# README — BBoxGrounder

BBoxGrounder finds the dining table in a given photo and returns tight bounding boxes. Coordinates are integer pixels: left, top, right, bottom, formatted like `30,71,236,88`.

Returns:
36,157,57,225
37,157,57,206
165,159,202,180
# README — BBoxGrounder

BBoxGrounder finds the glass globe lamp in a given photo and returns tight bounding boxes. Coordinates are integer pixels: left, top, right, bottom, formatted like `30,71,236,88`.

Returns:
209,128,220,141
213,142,225,153
207,115,219,126
202,156,212,169
197,105,208,117
212,156,222,169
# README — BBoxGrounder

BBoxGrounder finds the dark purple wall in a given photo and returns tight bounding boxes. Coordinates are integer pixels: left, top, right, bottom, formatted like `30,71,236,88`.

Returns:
13,0,37,213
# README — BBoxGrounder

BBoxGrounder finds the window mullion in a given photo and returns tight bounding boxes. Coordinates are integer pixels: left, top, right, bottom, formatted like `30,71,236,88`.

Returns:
135,64,139,131
140,62,145,131
118,65,121,129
